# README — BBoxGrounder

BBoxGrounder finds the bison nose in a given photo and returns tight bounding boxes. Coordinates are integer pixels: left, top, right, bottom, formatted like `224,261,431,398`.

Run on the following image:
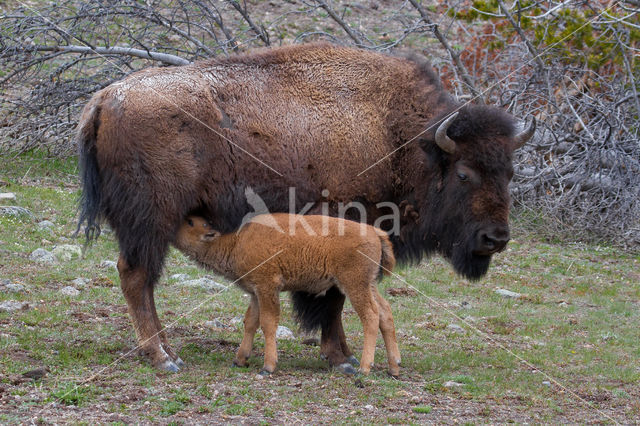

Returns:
474,226,510,256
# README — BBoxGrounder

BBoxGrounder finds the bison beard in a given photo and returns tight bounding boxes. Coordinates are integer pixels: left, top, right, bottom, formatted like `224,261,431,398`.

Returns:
76,43,532,372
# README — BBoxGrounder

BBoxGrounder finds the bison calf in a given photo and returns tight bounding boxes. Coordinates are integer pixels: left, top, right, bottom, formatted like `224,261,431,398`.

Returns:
174,213,401,376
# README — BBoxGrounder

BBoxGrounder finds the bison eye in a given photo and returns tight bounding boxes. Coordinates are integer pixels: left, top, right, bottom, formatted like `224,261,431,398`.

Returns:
457,172,468,181
187,219,194,226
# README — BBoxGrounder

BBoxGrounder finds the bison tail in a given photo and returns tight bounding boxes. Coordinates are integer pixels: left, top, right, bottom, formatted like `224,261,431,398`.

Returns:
75,98,103,244
376,229,396,278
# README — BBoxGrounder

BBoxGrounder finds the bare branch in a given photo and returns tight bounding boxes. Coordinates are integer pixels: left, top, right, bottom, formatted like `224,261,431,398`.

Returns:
408,0,482,101
22,45,191,66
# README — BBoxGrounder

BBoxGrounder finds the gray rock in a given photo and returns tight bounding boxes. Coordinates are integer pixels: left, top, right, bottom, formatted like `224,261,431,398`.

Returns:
0,193,16,201
30,248,56,264
0,300,29,312
447,324,464,333
0,206,34,218
542,380,551,387
230,316,243,327
52,244,82,262
37,220,55,231
276,325,295,340
204,319,228,329
178,277,227,292
443,381,464,388
60,286,80,296
71,278,90,288
495,288,522,299
169,273,189,281
3,283,25,293
100,260,118,270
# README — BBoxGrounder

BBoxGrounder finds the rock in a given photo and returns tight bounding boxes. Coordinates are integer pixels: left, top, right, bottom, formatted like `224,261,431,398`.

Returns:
52,244,82,262
0,193,16,201
495,288,522,299
2,283,25,293
364,404,374,411
22,367,49,380
443,381,464,388
71,277,90,288
169,273,189,281
542,380,551,387
230,316,243,327
447,324,464,333
178,277,227,292
60,286,80,296
100,260,118,271
204,319,228,329
276,325,295,340
1,206,34,218
30,248,56,264
0,301,29,312
302,337,319,346
37,220,55,231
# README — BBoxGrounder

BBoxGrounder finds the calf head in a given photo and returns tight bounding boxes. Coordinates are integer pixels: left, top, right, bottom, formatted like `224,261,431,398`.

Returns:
175,216,221,249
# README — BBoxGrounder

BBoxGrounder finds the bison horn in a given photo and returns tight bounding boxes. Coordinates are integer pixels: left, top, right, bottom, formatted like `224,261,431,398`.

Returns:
514,117,536,149
435,112,458,154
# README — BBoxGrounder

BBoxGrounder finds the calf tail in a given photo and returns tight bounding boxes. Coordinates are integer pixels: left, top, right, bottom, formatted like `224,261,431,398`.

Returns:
75,97,103,243
376,228,396,278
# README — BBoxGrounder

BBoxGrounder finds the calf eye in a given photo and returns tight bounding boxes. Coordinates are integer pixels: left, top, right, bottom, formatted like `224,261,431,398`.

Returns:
457,172,468,181
187,219,194,226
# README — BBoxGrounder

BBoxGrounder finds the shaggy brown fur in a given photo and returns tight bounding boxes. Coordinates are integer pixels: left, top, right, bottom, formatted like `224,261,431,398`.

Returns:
77,42,533,371
174,214,400,376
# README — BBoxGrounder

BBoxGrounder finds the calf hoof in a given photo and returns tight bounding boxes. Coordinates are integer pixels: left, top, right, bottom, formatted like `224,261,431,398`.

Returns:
232,360,246,368
335,363,358,375
388,370,400,378
158,359,180,373
346,355,360,367
258,369,272,377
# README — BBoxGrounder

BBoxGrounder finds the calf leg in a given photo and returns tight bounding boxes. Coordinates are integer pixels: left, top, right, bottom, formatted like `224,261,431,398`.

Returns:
345,284,380,375
257,290,280,374
373,288,401,377
233,295,260,367
118,254,180,372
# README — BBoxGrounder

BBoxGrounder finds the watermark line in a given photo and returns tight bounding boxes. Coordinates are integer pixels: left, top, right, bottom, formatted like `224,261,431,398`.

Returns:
357,3,618,177
40,249,283,412
15,0,283,178
356,249,620,425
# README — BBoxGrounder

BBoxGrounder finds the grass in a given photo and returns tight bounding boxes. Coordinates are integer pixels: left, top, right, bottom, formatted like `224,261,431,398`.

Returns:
1,152,639,423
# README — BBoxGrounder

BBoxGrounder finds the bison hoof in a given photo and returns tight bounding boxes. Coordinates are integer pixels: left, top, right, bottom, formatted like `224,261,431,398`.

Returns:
346,355,360,367
159,359,180,373
258,369,272,377
231,360,246,368
335,362,358,375
174,357,186,368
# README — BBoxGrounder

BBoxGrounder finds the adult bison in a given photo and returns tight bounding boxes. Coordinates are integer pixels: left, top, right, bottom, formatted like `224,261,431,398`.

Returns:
77,43,534,372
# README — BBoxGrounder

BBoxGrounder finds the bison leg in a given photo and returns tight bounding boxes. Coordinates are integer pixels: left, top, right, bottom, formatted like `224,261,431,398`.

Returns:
320,289,358,374
117,254,181,372
233,295,260,367
148,284,185,368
